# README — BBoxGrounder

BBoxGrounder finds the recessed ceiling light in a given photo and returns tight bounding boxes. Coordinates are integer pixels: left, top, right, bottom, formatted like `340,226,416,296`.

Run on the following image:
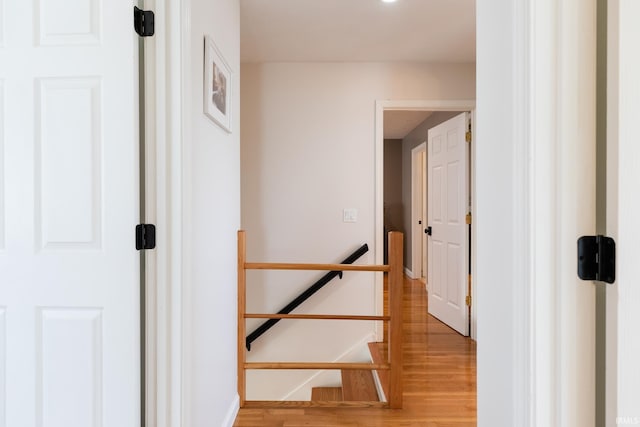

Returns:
381,0,398,3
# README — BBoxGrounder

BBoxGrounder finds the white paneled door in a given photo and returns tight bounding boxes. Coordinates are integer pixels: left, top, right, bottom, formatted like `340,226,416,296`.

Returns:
427,113,469,336
0,1,140,426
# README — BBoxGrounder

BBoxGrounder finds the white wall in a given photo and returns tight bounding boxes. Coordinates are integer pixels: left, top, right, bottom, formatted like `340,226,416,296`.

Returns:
240,62,475,399
476,1,519,425
182,0,241,425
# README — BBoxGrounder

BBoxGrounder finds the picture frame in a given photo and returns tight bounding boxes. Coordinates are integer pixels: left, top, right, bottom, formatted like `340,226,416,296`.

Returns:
203,35,232,132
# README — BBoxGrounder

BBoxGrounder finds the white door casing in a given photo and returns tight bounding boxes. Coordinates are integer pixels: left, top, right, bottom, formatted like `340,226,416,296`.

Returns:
607,1,640,424
410,142,426,279
0,1,140,426
374,100,475,343
427,112,469,336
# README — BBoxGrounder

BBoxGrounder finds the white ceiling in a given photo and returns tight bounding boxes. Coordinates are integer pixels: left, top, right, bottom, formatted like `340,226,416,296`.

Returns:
384,111,433,139
240,0,476,63
240,0,475,139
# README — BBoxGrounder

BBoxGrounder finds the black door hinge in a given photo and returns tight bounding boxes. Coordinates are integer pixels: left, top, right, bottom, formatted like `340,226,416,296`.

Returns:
577,235,615,284
134,6,155,37
136,224,156,250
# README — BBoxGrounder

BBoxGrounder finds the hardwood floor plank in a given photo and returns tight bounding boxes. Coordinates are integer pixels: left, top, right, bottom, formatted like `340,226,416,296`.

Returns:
234,276,477,426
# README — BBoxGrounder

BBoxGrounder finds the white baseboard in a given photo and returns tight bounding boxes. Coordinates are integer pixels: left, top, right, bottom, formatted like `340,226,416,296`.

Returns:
369,344,386,402
371,370,387,402
222,394,240,427
404,267,413,278
280,332,376,401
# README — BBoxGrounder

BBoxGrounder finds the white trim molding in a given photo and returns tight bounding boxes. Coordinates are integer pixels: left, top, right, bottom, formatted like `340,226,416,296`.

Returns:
607,1,640,424
403,267,414,279
478,0,598,426
148,0,185,425
176,0,190,426
222,395,240,427
477,0,534,423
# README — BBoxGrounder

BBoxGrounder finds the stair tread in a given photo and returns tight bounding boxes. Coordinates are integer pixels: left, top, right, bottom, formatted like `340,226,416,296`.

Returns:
368,342,390,400
284,420,359,427
310,386,343,401
341,369,379,401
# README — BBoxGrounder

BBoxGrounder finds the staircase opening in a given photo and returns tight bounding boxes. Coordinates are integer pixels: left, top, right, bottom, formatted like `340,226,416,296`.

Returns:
237,231,404,408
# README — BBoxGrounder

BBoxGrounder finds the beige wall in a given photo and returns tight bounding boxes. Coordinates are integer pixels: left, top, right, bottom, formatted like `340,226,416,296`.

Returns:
240,61,475,398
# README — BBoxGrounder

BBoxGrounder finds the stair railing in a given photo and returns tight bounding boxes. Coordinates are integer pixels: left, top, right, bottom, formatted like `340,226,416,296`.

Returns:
237,230,404,409
245,243,370,351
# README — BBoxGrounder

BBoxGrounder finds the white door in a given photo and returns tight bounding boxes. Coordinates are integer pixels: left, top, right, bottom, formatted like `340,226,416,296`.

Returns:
0,1,140,426
427,113,469,336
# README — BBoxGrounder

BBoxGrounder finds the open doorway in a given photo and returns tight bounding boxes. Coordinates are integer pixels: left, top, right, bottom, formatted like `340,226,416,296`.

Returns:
375,101,476,340
410,142,427,282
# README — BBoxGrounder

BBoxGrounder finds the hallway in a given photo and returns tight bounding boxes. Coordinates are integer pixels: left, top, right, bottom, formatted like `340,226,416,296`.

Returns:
233,276,477,426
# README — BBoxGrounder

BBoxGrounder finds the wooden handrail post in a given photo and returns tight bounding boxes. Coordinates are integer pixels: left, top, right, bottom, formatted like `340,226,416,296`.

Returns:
237,230,247,407
388,231,404,409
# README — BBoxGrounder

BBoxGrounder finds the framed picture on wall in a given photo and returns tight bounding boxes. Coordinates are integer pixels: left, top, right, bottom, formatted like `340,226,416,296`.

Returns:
203,35,232,132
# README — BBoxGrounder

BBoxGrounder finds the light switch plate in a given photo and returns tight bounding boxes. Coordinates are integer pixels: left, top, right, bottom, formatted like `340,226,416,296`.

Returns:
343,208,358,223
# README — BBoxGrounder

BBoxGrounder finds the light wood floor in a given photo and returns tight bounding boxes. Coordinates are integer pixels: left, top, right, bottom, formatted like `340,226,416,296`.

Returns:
233,276,477,426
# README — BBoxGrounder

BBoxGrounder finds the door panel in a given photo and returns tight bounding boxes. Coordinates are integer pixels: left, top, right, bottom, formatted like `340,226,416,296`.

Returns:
0,82,4,252
447,243,461,307
427,113,469,335
0,308,5,424
432,240,443,298
37,77,102,249
432,166,443,222
0,1,140,425
39,308,103,426
447,160,460,222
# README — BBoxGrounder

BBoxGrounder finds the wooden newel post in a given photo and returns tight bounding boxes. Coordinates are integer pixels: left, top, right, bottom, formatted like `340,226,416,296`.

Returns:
388,231,403,409
237,230,247,407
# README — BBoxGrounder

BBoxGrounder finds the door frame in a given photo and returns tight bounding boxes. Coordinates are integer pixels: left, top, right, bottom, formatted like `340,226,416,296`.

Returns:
607,0,640,422
478,0,599,425
151,0,607,426
144,0,185,425
410,142,426,280
374,100,476,343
